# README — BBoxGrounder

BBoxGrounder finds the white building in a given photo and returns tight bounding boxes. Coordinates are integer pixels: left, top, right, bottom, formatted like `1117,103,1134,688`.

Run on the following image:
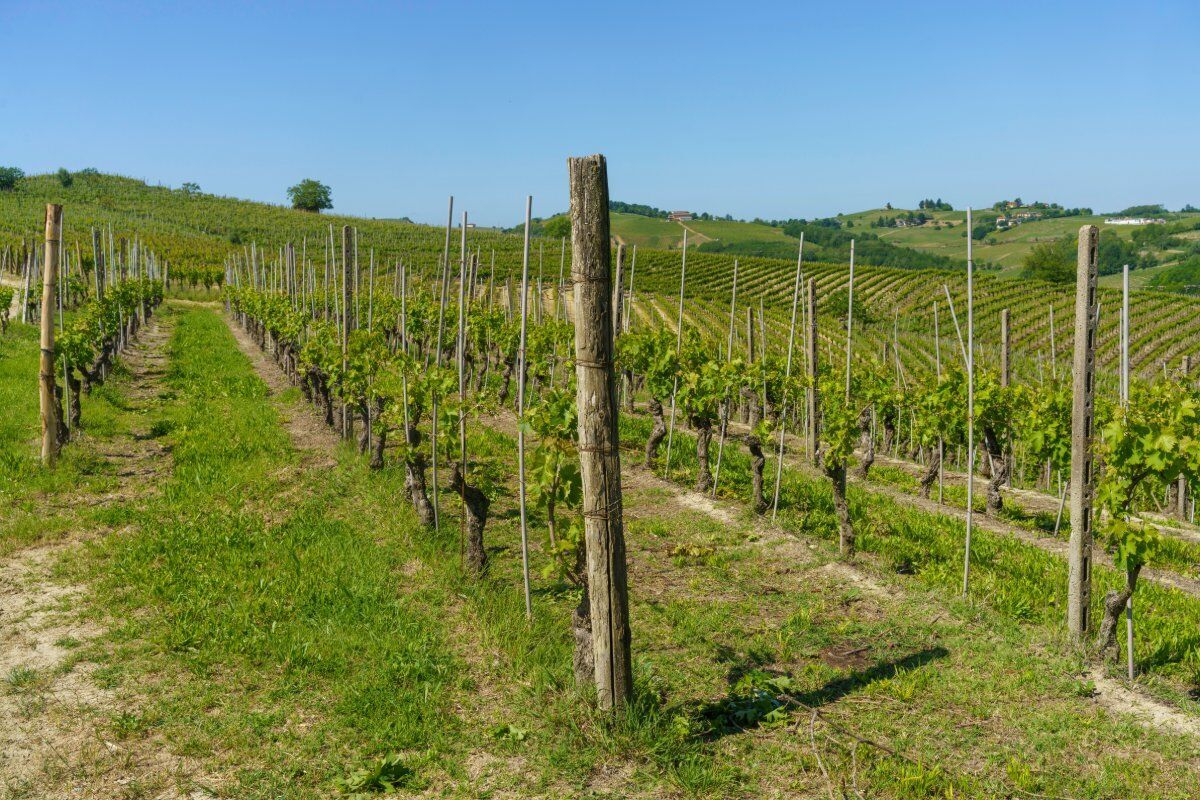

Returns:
1105,217,1166,225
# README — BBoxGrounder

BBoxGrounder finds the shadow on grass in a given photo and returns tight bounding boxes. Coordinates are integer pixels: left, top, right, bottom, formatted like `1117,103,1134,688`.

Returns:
696,645,949,739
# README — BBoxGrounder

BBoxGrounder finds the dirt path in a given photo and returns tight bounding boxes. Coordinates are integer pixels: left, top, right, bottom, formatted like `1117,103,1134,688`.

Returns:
0,311,217,798
222,310,341,466
1,275,22,320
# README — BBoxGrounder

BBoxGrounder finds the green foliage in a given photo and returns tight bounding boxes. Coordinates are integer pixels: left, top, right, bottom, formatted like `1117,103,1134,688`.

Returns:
1021,237,1075,283
0,167,23,191
524,388,583,583
541,214,570,239
287,178,333,213
56,168,73,188
1095,380,1200,574
1015,379,1071,476
335,753,415,794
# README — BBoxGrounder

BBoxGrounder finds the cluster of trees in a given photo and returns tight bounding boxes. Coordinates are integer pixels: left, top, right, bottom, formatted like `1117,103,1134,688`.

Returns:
699,221,960,270
607,200,736,223
0,167,24,191
1022,230,1152,282
608,200,669,218
871,211,936,229
1117,204,1167,217
917,198,952,210
1147,256,1200,294
990,198,1092,218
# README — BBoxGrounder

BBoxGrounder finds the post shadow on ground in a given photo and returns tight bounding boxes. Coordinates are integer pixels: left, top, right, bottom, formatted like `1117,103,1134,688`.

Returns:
695,645,950,739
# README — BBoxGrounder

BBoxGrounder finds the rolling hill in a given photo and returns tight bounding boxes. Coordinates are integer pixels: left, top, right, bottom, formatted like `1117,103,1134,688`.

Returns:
5,172,1200,388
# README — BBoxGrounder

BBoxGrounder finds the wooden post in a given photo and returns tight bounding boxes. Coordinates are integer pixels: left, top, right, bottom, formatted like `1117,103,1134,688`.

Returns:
568,154,632,711
40,205,63,467
1068,225,1100,643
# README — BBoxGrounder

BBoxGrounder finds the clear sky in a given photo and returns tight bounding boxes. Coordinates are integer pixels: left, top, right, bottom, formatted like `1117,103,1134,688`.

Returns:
2,1,1197,227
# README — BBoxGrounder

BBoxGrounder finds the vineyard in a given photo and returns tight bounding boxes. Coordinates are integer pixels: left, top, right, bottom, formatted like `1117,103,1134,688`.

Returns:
4,167,1200,798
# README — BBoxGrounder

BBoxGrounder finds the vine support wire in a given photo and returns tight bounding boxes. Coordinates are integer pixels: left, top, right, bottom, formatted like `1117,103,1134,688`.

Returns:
712,258,739,497
963,207,976,597
663,229,688,476
431,195,455,531
772,236,804,520
517,197,534,621
934,300,944,504
844,241,855,403
458,211,469,567
1122,263,1134,680
625,245,636,333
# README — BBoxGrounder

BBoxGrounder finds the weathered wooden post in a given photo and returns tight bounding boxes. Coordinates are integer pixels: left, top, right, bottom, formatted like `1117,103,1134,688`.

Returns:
568,154,633,711
1068,225,1100,643
40,205,63,467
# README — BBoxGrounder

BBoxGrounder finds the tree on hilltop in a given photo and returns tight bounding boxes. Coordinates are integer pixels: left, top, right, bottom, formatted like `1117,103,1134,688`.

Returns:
287,179,333,213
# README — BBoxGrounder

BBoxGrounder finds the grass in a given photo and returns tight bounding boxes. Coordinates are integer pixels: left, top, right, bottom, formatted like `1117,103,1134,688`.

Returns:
0,317,130,555
5,303,1200,796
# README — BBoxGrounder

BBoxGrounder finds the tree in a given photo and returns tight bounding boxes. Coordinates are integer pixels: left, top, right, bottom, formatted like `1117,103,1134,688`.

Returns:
542,214,570,239
181,182,201,194
287,179,333,213
56,168,73,187
1021,237,1076,283
0,167,24,191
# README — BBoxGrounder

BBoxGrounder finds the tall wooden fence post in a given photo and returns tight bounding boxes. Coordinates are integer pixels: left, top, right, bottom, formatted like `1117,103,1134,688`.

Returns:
1068,225,1100,643
568,154,633,711
40,204,63,467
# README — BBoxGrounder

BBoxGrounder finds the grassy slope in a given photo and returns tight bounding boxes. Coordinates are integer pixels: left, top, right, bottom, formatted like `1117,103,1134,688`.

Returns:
2,305,1197,796
3,299,1200,795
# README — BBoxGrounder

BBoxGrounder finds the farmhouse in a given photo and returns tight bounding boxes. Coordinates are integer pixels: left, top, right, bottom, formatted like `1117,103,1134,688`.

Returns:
1106,217,1167,225
668,210,693,222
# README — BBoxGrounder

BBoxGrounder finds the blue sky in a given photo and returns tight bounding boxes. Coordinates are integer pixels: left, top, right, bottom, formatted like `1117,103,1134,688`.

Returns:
2,1,1197,226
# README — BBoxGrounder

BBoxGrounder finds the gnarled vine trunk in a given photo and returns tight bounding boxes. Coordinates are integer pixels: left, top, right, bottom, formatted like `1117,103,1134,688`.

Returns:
645,397,667,467
744,433,768,514
404,422,436,527
368,397,387,470
983,429,1007,514
853,407,874,479
827,463,854,556
1096,566,1141,662
919,445,941,499
692,417,713,492
450,462,489,575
